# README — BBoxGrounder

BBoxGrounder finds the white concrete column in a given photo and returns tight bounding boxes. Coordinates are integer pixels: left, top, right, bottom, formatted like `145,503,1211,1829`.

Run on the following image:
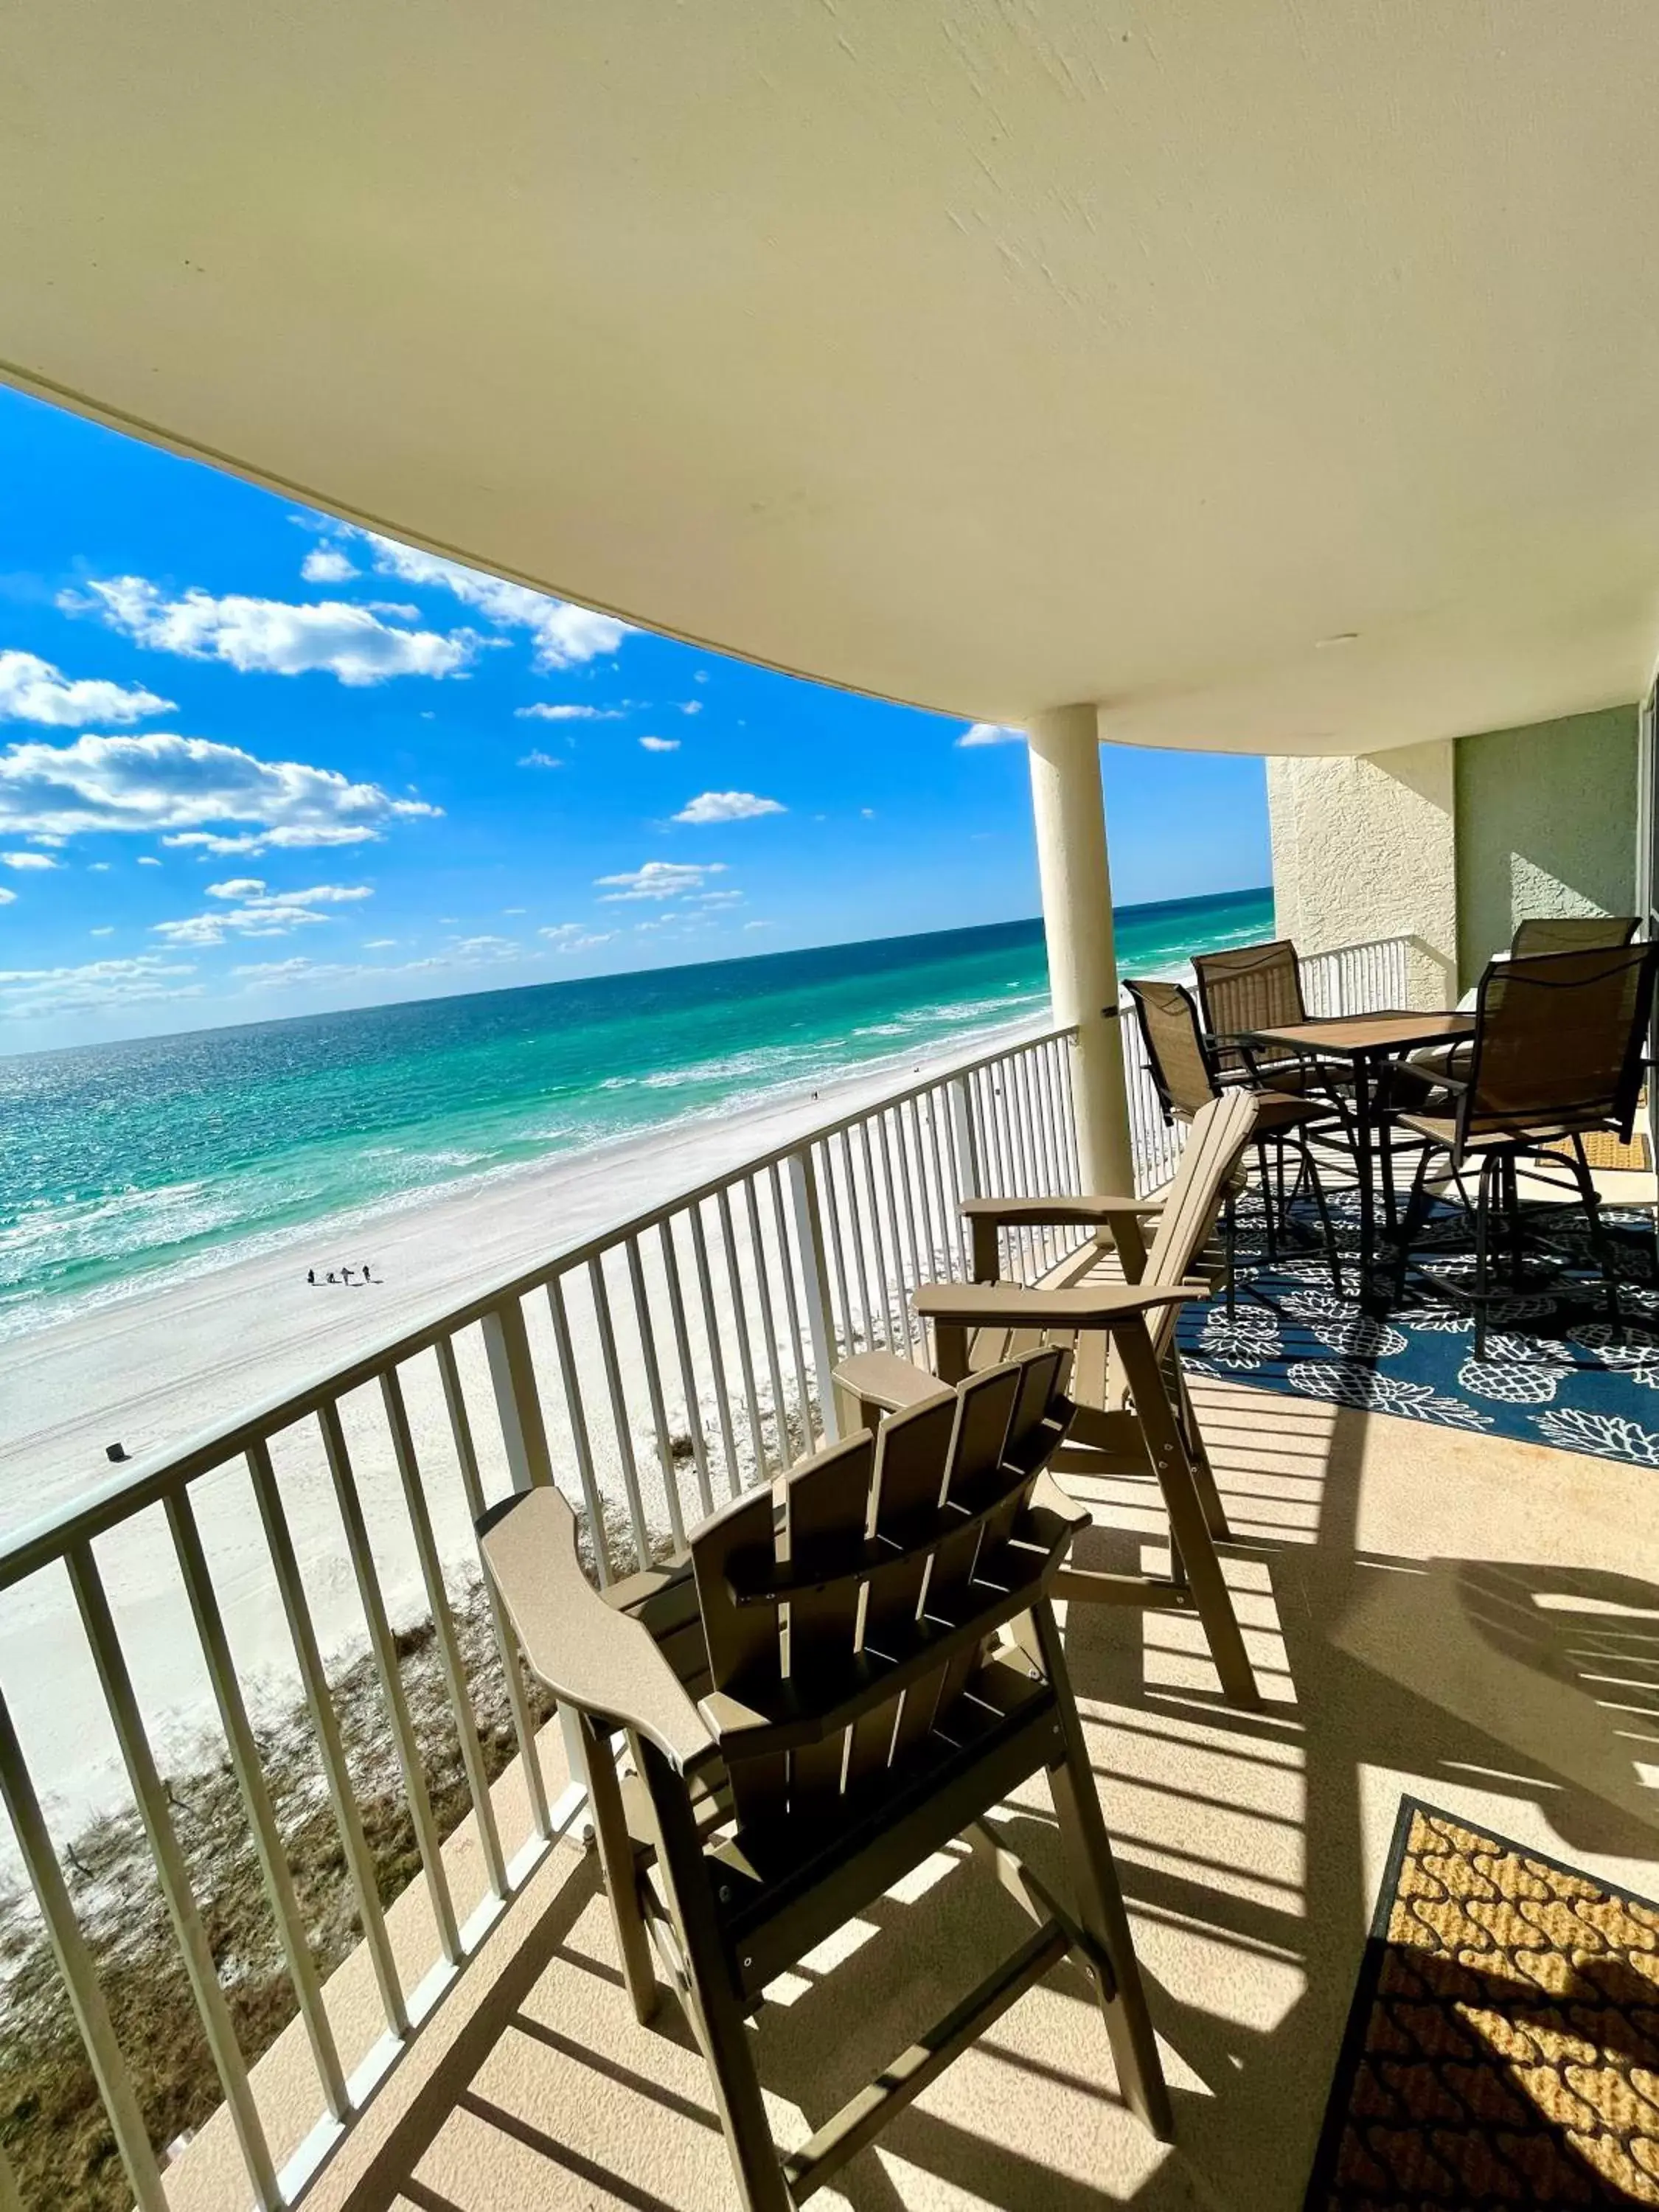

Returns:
1024,704,1133,1193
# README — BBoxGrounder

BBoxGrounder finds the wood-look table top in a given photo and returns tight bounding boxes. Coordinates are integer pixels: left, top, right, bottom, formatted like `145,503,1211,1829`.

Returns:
1237,1009,1476,1057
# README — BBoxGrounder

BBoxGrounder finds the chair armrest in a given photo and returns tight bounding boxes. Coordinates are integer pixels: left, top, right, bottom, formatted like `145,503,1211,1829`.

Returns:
479,1488,717,1774
832,1349,953,1418
959,1193,1164,1225
911,1280,1208,1329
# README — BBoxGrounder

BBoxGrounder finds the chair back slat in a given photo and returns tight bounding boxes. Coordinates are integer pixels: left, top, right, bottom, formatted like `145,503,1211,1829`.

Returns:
1463,943,1659,1144
1193,938,1305,1075
781,1436,875,1814
1124,977,1217,1122
692,1481,790,1826
1509,914,1638,959
843,1394,958,1788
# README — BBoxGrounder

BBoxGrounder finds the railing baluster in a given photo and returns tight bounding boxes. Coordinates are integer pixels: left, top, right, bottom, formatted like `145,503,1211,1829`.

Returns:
661,1215,716,1520
785,1148,841,1444
815,1135,855,1357
768,1159,814,1447
247,1439,408,2036
380,1366,509,1899
857,1116,898,1347
317,1401,461,1966
588,1253,653,1573
435,1336,552,1840
689,1200,744,1497
716,1186,767,1482
67,1540,282,2211
742,1176,790,1462
891,1101,929,1295
627,1234,686,1554
839,1127,877,1352
0,1690,169,2212
545,1273,613,1582
166,1486,351,2122
481,1296,554,1493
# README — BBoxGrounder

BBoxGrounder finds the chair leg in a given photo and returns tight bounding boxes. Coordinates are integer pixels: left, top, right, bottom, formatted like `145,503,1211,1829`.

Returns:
1391,1141,1433,1307
577,1711,658,2025
1114,1316,1258,1707
1472,1155,1496,1361
1027,1601,1174,2142
636,1740,793,2212
1223,1191,1237,1318
1298,1136,1343,1299
1256,1141,1278,1265
1170,1356,1230,1544
1570,1133,1623,1343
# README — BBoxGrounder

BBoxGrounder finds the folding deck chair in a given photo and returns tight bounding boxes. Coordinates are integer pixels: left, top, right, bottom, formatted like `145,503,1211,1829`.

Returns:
834,1088,1263,1709
480,1348,1172,2211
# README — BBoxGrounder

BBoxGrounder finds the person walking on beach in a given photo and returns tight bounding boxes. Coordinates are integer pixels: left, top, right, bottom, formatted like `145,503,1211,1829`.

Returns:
361,1259,372,1282
326,1270,338,1284
307,1267,316,1285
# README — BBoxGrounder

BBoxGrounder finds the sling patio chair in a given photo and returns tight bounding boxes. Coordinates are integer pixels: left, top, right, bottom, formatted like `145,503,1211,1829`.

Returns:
1393,939,1659,1357
833,1088,1263,1709
1410,914,1640,1088
1126,973,1345,1298
480,1349,1172,2211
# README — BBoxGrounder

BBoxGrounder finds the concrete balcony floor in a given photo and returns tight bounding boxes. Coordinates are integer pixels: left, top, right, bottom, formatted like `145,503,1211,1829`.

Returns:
291,1368,1659,2212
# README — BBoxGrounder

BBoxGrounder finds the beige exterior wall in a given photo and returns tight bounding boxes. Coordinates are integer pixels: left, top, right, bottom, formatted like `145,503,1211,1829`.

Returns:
1267,741,1458,1006
1270,706,1641,997
1454,704,1640,978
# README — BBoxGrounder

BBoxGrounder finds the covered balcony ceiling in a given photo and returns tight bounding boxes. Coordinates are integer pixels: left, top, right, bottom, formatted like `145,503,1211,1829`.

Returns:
4,2,1659,755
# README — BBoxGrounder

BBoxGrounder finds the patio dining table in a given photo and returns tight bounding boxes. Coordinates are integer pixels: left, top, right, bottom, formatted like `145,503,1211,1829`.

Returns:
1229,1009,1475,1310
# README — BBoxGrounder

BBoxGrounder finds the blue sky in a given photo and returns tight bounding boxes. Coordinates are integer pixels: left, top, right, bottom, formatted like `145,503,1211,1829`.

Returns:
0,384,1269,1052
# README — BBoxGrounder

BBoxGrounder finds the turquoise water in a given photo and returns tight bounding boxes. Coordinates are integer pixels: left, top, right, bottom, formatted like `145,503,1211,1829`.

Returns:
0,888,1271,1340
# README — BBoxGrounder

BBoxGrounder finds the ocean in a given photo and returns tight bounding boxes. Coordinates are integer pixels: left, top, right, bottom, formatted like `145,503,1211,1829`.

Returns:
0,886,1271,1342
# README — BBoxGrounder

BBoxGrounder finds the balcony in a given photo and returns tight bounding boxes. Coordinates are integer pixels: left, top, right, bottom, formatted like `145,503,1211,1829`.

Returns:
3,933,1657,2211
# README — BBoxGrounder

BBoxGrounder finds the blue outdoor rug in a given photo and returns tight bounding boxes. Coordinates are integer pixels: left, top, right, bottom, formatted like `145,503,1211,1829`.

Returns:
1176,1188,1659,1469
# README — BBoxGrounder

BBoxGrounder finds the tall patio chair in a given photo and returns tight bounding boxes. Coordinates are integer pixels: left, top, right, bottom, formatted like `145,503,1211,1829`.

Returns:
480,1349,1172,2211
834,1088,1264,1708
1394,941,1659,1357
1126,974,1344,1294
1191,936,1309,1086
1511,914,1638,959
1412,916,1640,1088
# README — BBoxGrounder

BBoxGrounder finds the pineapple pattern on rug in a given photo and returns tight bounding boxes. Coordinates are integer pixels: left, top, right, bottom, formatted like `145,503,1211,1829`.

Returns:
1176,1192,1659,1468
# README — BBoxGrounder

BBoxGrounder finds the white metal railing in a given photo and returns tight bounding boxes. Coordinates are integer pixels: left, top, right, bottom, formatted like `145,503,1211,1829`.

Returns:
0,936,1416,2209
0,1026,1081,2212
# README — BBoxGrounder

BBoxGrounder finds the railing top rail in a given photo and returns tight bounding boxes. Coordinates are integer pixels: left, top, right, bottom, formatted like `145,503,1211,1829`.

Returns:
0,1022,1074,1590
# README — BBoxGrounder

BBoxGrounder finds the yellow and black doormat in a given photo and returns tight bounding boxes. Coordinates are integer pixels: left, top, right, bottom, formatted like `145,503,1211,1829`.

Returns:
1305,1798,1659,2205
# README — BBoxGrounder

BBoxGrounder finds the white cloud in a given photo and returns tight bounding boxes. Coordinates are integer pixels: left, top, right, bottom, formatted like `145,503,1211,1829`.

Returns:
137,855,162,866
695,889,744,906
515,703,622,722
639,735,680,753
446,934,520,961
361,535,630,669
0,650,173,728
153,881,372,947
88,861,110,872
0,851,58,871
89,925,114,936
518,750,565,770
860,807,876,818
540,923,616,952
233,957,358,990
61,577,474,686
672,790,785,825
0,953,199,1018
300,546,360,584
681,701,703,716
596,860,727,902
956,722,1024,748
0,887,14,905
162,823,383,857
362,938,397,950
744,919,774,931
0,731,440,847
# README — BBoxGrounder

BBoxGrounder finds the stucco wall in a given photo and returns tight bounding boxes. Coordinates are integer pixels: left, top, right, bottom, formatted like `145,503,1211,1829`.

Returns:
1267,741,1458,1006
1454,705,1639,980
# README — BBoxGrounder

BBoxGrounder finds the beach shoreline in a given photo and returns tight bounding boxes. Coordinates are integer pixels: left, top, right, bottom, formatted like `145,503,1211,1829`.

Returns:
0,1011,1051,1523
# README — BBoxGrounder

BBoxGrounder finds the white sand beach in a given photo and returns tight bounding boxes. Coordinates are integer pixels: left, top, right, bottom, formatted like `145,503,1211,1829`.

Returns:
0,1022,1050,1838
